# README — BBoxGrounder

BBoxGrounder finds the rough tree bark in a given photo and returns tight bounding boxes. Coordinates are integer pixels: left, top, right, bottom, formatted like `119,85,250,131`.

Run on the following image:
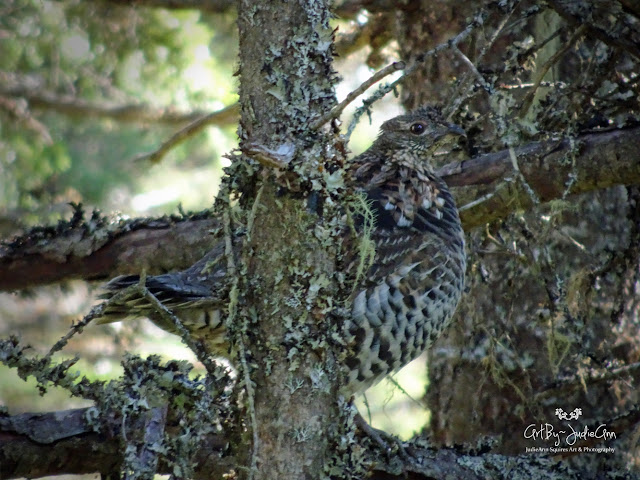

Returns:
1,403,599,479
231,1,345,478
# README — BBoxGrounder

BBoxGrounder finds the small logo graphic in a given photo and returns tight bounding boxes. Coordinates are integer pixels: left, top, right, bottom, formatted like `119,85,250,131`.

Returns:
554,408,582,421
523,407,616,454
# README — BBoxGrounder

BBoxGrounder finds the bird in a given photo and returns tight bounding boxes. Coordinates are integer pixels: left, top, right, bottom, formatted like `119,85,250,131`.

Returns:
94,106,467,395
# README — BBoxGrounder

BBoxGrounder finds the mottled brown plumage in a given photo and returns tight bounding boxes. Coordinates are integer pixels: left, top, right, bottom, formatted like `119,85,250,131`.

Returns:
95,107,466,394
342,106,466,392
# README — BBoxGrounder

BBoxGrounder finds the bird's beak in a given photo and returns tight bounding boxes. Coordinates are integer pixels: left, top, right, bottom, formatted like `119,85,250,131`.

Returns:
433,124,466,144
430,124,466,156
446,124,466,138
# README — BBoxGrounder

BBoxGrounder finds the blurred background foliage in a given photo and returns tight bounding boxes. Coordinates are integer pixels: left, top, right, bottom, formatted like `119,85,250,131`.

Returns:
0,0,419,439
0,0,238,222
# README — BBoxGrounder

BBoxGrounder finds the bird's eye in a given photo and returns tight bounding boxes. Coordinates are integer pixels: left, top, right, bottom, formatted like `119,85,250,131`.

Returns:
409,122,426,135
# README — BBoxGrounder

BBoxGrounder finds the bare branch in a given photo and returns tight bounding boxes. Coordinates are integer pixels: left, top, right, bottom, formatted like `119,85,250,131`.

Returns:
310,61,405,131
133,105,240,164
546,0,640,60
345,14,484,138
96,0,236,14
138,281,222,376
0,83,238,127
439,126,640,229
0,407,231,479
1,127,638,292
334,14,393,60
518,25,587,119
0,94,53,144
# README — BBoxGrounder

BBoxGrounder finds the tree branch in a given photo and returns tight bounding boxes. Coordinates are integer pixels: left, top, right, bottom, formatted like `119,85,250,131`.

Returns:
0,407,231,479
310,60,406,131
0,95,53,144
334,13,394,62
0,83,238,127
1,127,638,292
344,12,483,137
546,0,640,60
0,405,602,480
440,126,640,229
104,0,236,13
0,213,220,291
133,107,239,164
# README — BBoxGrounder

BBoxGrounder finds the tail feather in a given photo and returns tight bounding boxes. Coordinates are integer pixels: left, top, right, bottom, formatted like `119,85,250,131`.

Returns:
93,241,232,326
100,274,215,301
94,273,216,324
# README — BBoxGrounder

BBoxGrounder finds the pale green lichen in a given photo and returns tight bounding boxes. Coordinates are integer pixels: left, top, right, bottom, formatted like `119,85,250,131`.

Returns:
344,191,377,295
284,376,305,394
292,425,313,443
1,335,234,478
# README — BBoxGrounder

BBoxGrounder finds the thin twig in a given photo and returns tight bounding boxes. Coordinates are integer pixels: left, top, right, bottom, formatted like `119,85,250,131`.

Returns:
458,191,496,212
310,61,406,130
334,13,393,59
0,94,53,144
508,147,540,205
499,81,567,89
387,376,428,410
345,14,485,138
452,45,492,94
518,25,587,118
133,103,239,164
480,3,520,61
44,314,95,361
445,2,518,119
138,281,220,377
535,361,640,402
46,282,147,360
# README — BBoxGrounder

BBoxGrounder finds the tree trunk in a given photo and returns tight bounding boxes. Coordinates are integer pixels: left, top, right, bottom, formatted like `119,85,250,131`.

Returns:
233,1,347,477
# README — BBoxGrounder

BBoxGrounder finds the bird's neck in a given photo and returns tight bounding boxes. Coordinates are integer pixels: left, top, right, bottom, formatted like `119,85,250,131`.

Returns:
349,152,436,187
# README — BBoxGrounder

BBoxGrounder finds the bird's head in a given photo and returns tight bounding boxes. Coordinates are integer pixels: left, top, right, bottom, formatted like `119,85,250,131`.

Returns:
374,106,465,170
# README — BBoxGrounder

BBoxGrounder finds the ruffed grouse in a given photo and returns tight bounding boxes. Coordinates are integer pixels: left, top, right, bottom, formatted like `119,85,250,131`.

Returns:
95,107,467,394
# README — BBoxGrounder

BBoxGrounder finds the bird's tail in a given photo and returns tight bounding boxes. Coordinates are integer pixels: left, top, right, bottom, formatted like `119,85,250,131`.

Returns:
93,272,218,324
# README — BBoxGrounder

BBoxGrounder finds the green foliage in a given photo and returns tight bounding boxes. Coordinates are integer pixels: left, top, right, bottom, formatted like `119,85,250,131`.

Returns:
56,122,163,204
